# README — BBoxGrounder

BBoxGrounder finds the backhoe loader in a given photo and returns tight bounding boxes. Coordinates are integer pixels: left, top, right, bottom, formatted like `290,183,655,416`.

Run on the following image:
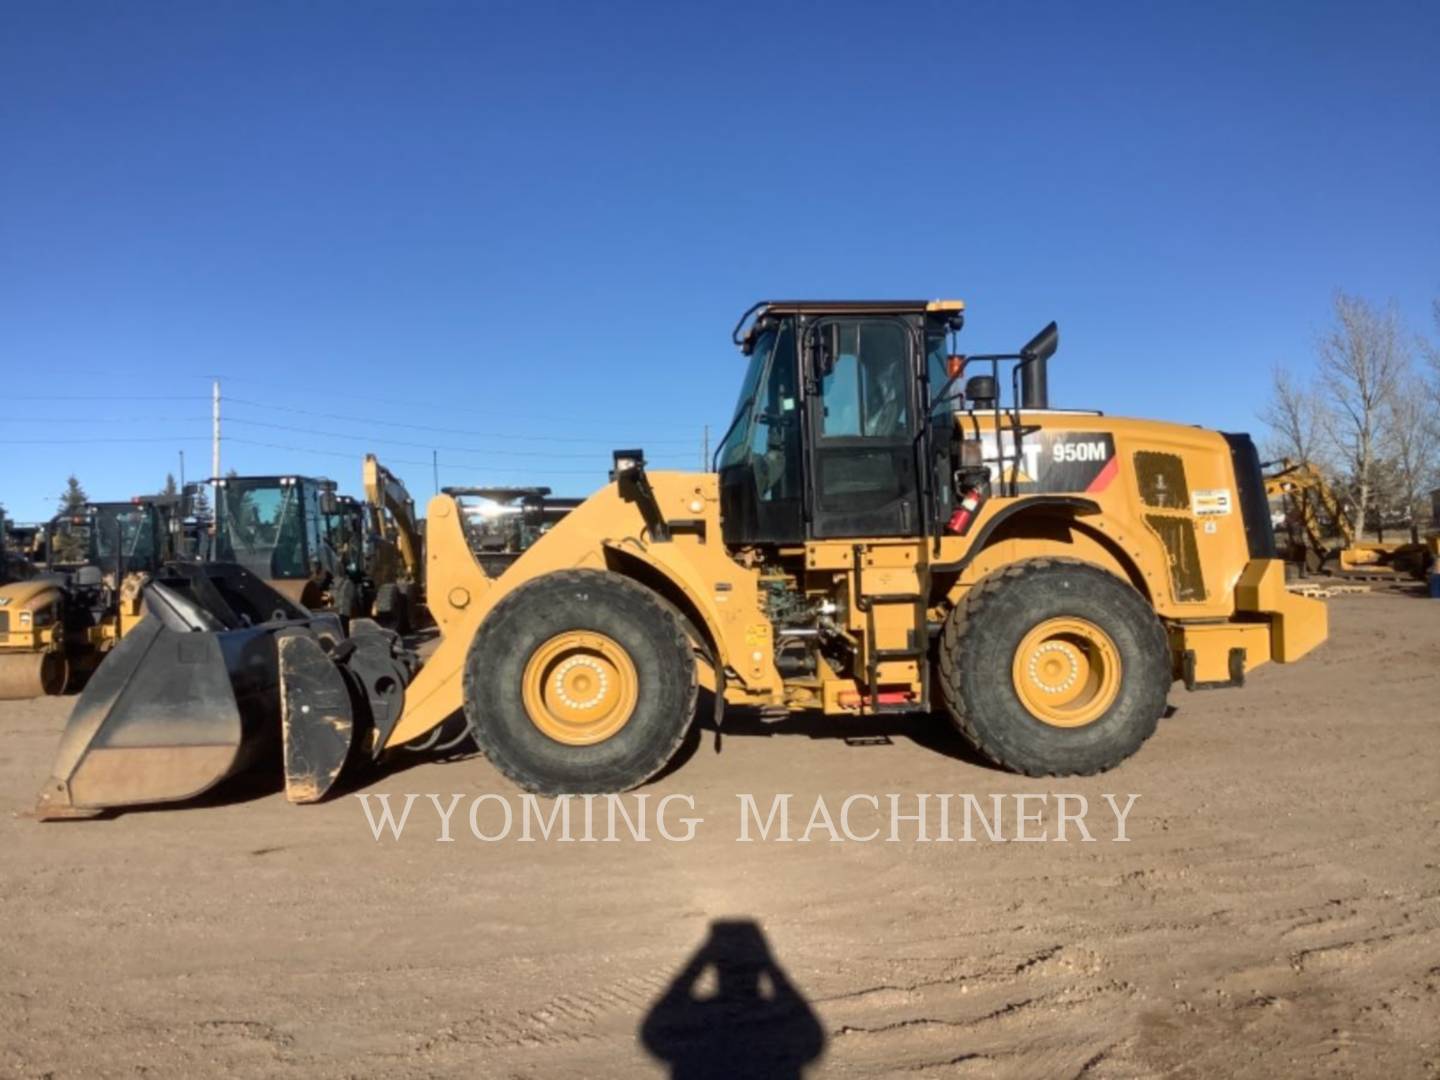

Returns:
35,299,1328,816
0,498,175,699
1264,459,1434,579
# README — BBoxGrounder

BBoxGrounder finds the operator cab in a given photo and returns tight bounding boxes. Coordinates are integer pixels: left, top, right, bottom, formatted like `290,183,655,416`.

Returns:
716,299,1058,549
45,500,165,576
213,474,333,582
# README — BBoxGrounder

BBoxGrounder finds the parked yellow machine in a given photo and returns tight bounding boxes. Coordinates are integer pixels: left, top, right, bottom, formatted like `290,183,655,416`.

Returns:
210,459,424,627
361,453,425,630
0,499,171,699
1265,459,1435,578
35,299,1327,815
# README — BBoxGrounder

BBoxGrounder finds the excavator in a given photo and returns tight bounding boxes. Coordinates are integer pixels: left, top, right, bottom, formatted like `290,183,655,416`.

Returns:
361,453,425,631
1264,459,1435,579
34,299,1328,817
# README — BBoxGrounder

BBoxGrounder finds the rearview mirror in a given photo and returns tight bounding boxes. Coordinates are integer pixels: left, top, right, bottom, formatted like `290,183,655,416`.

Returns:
319,490,338,516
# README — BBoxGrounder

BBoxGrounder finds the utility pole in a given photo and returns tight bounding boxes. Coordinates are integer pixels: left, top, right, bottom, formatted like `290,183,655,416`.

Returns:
432,450,439,495
701,424,710,471
211,379,221,525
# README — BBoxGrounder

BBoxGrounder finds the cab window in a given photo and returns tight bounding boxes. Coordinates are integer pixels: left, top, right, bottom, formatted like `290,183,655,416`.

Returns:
819,321,910,438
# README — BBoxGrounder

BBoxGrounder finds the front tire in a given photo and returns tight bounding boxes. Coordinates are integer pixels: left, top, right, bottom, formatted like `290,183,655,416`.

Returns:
463,570,698,794
939,558,1171,776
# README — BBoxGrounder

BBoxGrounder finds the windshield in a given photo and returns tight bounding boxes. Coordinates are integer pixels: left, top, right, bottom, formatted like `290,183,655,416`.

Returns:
48,518,94,566
716,329,774,469
92,506,158,566
215,480,306,578
325,504,365,573
47,505,158,569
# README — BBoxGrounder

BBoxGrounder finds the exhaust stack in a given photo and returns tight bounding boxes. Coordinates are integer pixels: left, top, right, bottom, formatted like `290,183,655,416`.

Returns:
1019,321,1058,409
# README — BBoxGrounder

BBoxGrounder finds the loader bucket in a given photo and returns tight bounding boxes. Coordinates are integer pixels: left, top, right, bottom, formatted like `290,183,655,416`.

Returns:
32,562,398,819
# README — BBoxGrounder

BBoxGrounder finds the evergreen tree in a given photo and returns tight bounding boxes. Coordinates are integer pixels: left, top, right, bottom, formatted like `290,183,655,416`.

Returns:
58,476,88,513
53,476,90,563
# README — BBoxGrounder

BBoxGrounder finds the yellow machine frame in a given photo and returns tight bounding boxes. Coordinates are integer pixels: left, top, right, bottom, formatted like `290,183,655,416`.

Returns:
387,412,1325,748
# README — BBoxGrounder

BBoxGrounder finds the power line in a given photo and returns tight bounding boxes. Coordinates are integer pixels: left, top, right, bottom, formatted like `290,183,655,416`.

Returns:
0,435,212,445
2,417,211,424
224,437,622,476
3,394,709,440
221,416,695,461
223,396,702,440
5,395,208,402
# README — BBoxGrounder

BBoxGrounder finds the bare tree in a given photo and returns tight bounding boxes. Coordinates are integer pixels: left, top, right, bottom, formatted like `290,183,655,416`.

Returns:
1423,297,1440,409
1315,292,1407,536
1259,363,1328,465
1381,370,1438,541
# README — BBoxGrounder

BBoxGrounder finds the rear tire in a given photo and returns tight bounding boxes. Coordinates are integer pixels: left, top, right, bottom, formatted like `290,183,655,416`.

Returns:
463,570,698,795
939,557,1171,776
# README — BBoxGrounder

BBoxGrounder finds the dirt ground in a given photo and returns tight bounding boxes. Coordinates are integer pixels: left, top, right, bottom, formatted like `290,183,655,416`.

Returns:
2,589,1438,1079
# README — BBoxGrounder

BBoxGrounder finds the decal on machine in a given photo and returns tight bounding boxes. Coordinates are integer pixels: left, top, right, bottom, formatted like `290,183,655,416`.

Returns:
1191,489,1233,516
976,431,1118,494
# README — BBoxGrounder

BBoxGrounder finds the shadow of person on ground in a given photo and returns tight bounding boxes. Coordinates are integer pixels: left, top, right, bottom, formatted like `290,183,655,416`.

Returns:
640,919,824,1080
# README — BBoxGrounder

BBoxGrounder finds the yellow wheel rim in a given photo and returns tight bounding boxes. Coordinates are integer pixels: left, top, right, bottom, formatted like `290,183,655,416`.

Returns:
521,631,639,746
1010,617,1122,728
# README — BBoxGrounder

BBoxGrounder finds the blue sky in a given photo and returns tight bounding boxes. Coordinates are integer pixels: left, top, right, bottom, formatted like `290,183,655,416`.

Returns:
2,1,1437,521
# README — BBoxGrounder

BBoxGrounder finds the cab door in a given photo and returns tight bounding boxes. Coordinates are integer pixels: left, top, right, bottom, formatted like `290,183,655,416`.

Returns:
717,320,805,545
804,316,922,538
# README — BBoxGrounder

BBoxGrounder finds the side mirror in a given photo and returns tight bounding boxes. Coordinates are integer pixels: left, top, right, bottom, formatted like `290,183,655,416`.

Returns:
1020,321,1059,364
611,448,646,481
964,374,998,406
319,490,338,516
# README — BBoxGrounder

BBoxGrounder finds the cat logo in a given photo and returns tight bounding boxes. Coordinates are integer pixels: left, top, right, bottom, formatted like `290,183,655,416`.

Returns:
998,462,1035,486
975,431,1117,494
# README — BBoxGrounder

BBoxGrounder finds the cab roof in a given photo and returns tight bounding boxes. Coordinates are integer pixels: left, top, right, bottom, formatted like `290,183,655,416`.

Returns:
755,299,963,316
735,298,964,349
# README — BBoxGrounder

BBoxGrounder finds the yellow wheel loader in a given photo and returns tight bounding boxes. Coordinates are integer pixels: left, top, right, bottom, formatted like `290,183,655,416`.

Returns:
212,463,423,628
0,499,173,699
211,473,356,612
34,299,1328,816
